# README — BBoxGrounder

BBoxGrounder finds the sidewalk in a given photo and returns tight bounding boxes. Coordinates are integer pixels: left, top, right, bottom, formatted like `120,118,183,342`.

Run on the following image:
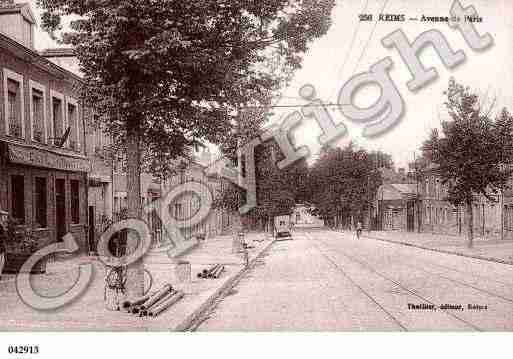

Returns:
0,232,274,331
361,230,513,265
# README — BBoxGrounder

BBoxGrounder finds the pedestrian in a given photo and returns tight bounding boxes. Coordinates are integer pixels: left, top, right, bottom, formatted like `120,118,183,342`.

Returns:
0,209,8,279
356,221,363,239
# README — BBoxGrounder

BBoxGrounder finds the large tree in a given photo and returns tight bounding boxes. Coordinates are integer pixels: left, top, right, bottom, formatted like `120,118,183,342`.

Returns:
422,78,513,247
214,138,309,233
36,0,335,298
308,143,383,229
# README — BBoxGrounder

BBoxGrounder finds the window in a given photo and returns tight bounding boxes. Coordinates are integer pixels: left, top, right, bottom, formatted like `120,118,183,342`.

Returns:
52,98,63,143
11,175,25,224
34,177,47,228
70,180,80,224
3,69,24,138
67,98,79,151
29,80,47,143
114,153,127,174
8,83,21,137
31,88,44,142
174,203,183,220
50,91,65,145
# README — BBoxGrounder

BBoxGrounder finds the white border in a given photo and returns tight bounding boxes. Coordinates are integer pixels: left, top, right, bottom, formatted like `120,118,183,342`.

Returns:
29,79,47,144
0,333,510,359
3,68,25,139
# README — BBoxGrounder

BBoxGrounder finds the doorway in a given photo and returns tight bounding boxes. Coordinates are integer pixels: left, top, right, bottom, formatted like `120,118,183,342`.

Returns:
406,200,415,232
55,178,66,242
88,206,96,253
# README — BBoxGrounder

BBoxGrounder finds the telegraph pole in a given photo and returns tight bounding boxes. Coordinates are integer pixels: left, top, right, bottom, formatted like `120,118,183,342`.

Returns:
414,152,421,233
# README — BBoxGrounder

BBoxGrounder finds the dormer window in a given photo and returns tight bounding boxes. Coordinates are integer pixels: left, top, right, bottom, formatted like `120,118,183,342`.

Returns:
0,1,36,49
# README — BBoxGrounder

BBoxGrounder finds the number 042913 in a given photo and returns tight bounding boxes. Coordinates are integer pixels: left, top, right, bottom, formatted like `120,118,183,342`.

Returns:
8,346,39,355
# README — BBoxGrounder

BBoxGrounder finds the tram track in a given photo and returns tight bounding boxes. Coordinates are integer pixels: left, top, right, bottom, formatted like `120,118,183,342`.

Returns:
327,230,513,304
340,233,513,305
305,231,483,331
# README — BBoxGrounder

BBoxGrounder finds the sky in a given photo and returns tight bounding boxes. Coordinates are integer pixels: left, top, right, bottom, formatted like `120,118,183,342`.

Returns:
27,0,513,169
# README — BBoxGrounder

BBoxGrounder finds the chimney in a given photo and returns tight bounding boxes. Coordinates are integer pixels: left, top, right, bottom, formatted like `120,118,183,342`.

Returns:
0,1,36,49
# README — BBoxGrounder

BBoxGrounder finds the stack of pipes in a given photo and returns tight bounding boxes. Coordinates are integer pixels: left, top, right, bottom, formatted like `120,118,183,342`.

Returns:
121,284,185,318
197,264,222,279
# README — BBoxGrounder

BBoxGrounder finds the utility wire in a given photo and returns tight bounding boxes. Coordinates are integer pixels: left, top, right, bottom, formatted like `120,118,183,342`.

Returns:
352,0,390,75
241,102,349,110
328,0,370,102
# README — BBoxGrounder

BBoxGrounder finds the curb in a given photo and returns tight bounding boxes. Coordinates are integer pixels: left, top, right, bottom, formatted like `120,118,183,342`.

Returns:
173,239,275,331
363,234,513,266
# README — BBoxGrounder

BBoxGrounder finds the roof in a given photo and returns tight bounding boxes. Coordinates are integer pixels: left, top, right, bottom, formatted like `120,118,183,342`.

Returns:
39,48,76,58
0,2,36,24
0,31,84,83
389,183,418,194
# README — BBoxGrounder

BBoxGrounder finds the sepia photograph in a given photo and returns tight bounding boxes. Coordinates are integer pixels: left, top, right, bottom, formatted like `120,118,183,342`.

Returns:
0,0,512,357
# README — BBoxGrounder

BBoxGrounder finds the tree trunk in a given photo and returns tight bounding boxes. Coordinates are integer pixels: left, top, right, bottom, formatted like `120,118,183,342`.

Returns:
124,126,144,298
466,200,474,248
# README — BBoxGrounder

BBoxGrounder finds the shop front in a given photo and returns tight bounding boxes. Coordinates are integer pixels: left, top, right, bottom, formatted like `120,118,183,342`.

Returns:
0,140,90,252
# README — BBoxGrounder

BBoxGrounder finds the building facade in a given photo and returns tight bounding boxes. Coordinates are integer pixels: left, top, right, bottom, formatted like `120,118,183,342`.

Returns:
161,156,241,241
377,164,503,238
376,183,418,231
0,2,90,252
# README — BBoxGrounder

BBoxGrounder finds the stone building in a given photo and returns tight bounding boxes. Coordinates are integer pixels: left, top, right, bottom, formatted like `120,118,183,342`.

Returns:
0,1,90,252
377,163,503,238
419,164,501,238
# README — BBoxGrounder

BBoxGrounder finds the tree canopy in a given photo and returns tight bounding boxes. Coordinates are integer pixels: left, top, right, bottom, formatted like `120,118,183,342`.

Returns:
422,78,513,205
37,0,336,171
422,78,513,246
307,143,383,227
35,0,336,297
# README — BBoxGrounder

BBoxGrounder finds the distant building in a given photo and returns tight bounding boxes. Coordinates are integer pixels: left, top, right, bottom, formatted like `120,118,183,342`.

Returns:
292,203,324,228
161,156,241,241
377,163,502,238
39,48,82,77
379,167,414,185
376,183,418,231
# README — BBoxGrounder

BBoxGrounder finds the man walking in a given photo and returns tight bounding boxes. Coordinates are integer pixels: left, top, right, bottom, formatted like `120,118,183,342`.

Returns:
356,221,363,239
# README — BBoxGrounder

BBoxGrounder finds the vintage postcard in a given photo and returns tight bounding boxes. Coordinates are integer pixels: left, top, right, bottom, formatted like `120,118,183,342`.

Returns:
0,0,512,356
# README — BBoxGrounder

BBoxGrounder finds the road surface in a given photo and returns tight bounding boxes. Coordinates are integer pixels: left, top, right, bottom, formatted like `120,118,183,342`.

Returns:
196,229,513,331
